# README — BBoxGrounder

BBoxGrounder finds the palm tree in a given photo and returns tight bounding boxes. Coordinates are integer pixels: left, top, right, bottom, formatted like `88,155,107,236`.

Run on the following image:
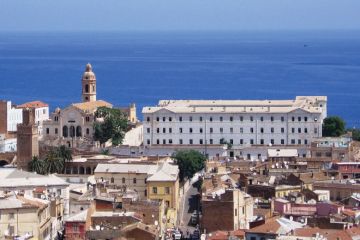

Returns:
28,156,46,174
56,145,72,162
44,150,64,174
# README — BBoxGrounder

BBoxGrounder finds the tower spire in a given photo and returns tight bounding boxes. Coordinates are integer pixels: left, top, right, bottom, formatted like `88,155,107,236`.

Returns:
81,63,96,102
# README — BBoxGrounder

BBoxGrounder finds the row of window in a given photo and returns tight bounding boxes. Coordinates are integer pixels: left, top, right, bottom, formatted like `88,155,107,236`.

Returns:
152,186,170,194
46,127,91,135
54,116,91,122
147,115,315,122
148,127,317,134
147,138,309,145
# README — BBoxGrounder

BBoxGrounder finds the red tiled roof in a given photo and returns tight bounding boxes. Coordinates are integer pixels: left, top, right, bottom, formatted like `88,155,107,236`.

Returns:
17,101,48,108
294,227,352,240
246,217,280,234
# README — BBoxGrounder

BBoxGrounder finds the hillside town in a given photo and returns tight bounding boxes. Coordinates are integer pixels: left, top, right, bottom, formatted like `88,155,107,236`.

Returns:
2,63,360,240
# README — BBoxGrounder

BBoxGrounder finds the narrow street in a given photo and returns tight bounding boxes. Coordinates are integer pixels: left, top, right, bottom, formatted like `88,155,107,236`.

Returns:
178,173,201,239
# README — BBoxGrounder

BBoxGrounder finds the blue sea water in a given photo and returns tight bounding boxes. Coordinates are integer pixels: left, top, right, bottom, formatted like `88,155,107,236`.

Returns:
0,31,360,126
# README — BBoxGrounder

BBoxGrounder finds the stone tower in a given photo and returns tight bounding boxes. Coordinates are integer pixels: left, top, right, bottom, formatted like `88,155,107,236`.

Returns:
17,108,39,171
82,63,97,102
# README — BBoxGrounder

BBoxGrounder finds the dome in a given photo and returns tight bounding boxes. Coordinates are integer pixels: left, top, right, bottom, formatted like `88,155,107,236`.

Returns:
82,63,96,80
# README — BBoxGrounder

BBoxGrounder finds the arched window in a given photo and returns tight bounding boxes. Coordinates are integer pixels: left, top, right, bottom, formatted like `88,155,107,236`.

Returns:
79,167,85,174
86,128,90,135
85,84,89,93
111,177,114,183
76,126,82,137
122,177,125,184
63,126,68,138
72,167,78,174
70,126,75,137
133,178,137,184
86,167,91,175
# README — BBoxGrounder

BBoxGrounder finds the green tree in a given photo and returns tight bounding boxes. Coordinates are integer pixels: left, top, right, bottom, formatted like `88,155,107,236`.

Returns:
93,107,128,146
55,145,72,162
322,116,346,137
348,128,360,141
172,150,206,182
44,150,64,174
28,156,46,174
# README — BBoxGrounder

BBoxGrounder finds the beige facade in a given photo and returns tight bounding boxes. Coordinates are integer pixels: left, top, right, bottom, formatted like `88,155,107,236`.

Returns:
0,195,52,240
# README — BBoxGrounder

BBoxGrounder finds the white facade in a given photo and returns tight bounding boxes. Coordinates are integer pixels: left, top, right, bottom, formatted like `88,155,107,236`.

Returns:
0,134,17,152
142,97,327,154
5,101,23,132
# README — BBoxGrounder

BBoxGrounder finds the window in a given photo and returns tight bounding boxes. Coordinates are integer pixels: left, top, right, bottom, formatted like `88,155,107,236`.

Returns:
147,139,150,144
230,116,233,122
250,139,254,144
229,139,233,144
169,128,172,133
179,116,183,122
240,116,243,121
199,116,203,122
189,116,193,122
199,139,203,144
305,139,308,145
55,128,58,134
314,128,318,134
147,128,150,133
179,128,183,133
316,152,322,157
304,128,308,133
298,116,301,122
220,116,223,122
169,139,173,144
189,139,193,144
240,128,243,133
163,117,166,122
133,178,137,184
73,225,79,232
220,128,223,133
235,209,237,216
46,128,49,134
304,117,308,122
210,128,213,133
271,139,274,144
240,139,243,144
146,117,150,122
86,128,90,135
291,139,295,144
179,139,183,144
271,127,274,133
230,127,233,133
156,128,160,133
156,139,160,144
153,187,157,194
260,116,264,121
281,127,285,133
250,127,254,133
165,187,170,194
260,128,264,133
250,116,254,121
9,213,14,220
156,117,159,122
163,139,166,144
54,116,59,122
260,139,264,145
271,116,274,122
200,128,203,133
298,139,301,145
281,139,285,144
210,139,213,144
298,128,301,133
281,116,285,122
292,128,295,133
189,128,193,133
169,117,172,122
86,116,90,122
210,117,213,122
111,177,114,183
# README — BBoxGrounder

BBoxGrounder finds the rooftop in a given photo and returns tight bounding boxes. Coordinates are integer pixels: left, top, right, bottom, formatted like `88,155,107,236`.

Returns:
72,100,112,113
17,100,49,108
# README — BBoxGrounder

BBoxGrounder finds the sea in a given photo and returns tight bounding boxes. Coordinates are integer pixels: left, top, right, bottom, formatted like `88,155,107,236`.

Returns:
0,31,360,127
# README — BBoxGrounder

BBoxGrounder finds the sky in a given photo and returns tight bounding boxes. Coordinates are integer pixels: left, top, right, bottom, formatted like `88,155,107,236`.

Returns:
0,0,359,32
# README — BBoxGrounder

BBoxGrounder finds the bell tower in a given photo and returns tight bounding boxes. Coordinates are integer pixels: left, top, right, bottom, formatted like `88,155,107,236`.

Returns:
82,63,96,102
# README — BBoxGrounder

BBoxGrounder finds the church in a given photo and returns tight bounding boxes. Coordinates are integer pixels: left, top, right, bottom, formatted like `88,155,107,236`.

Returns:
42,63,137,148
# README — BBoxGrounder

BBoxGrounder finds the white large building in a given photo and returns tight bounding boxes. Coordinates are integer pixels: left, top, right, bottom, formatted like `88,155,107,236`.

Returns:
142,96,327,157
17,101,49,138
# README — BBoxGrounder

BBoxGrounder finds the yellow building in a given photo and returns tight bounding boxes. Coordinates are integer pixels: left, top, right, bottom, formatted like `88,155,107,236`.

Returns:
0,194,52,239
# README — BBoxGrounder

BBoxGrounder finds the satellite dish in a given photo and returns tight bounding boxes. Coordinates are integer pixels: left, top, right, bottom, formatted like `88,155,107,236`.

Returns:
95,225,100,230
155,220,158,226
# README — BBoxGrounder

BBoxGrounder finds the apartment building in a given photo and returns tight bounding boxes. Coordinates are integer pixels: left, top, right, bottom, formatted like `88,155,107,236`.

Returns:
142,96,327,157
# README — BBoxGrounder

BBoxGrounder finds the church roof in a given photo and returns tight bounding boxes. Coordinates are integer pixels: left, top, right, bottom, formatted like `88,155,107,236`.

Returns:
72,100,112,112
17,101,48,108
